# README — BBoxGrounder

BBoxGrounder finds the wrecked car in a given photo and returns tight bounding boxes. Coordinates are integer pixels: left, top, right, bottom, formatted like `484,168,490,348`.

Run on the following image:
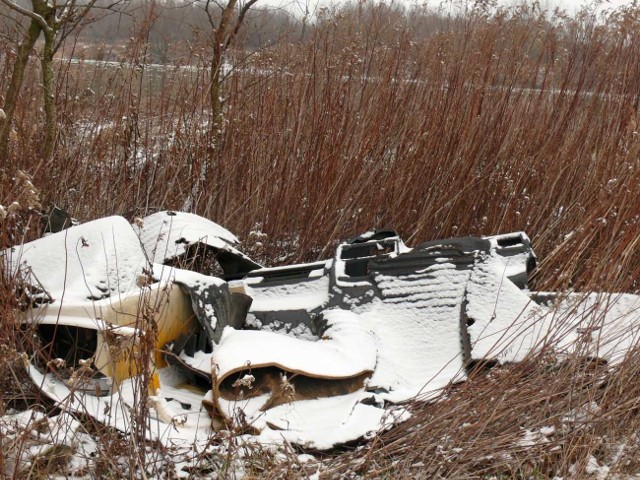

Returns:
4,211,640,449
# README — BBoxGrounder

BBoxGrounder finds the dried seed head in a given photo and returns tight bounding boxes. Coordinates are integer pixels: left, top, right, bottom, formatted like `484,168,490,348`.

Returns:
16,170,30,181
232,374,255,389
0,205,5,220
280,373,296,400
136,273,153,287
133,217,144,229
0,108,6,121
7,201,21,213
24,188,41,210
14,170,42,210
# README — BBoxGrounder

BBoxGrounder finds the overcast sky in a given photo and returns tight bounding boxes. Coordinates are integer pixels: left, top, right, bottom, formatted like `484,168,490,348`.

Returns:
275,0,637,18
434,0,636,14
522,0,634,13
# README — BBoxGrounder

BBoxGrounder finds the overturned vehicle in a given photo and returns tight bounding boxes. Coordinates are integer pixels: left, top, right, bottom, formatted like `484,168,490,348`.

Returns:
5,212,640,449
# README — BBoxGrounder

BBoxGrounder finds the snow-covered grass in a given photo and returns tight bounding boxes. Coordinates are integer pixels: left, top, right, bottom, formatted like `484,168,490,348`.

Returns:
3,0,640,478
8,350,640,479
318,349,640,479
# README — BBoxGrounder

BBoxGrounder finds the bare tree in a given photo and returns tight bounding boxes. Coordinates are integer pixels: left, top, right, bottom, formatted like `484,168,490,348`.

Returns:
0,0,105,161
204,0,258,133
294,0,317,42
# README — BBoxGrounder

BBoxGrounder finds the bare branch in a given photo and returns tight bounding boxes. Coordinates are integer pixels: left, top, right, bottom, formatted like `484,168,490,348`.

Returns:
220,37,270,83
205,0,217,30
57,0,79,24
224,0,258,49
91,1,125,10
0,10,30,37
239,0,260,18
55,0,101,52
0,0,49,31
73,0,101,21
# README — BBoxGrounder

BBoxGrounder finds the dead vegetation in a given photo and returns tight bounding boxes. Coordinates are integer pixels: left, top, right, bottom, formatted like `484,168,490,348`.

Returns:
317,354,640,479
3,0,640,478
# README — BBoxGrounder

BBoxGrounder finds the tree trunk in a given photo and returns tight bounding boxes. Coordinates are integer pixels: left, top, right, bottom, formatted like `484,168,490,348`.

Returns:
209,42,223,136
0,19,42,160
209,0,237,135
41,24,57,162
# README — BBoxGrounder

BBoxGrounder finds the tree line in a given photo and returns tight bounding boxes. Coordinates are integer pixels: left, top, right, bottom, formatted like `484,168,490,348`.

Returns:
0,0,626,164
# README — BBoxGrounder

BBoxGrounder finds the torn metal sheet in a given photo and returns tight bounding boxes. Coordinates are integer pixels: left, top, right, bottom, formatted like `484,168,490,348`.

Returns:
4,215,146,304
135,211,260,279
209,309,377,425
31,282,196,394
465,249,550,363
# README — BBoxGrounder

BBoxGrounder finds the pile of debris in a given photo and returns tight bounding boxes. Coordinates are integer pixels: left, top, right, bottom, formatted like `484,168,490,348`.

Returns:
4,211,640,449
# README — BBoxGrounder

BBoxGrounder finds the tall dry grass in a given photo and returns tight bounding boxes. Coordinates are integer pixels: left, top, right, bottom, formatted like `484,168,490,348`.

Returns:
2,2,640,291
3,0,640,477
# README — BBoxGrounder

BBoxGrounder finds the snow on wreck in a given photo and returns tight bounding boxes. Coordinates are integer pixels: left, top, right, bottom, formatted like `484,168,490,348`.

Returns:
3,211,640,450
